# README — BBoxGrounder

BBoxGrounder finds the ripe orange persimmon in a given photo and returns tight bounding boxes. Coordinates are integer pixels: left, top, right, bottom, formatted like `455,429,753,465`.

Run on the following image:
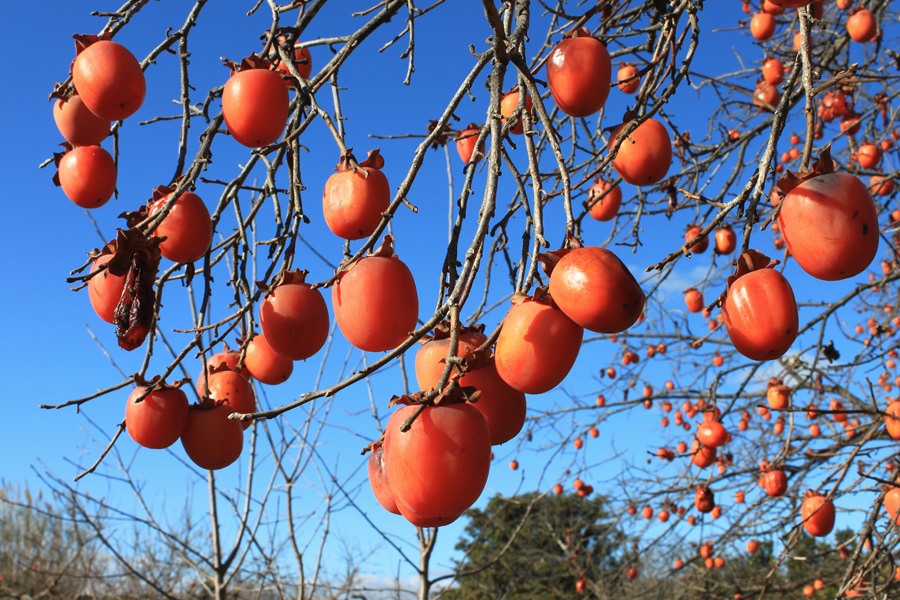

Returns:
383,402,491,527
760,466,788,496
856,143,882,169
884,487,900,525
767,379,791,410
548,246,645,333
610,118,672,186
750,13,776,41
715,225,737,254
801,490,836,536
587,179,622,221
244,333,294,385
684,287,703,312
723,255,798,361
500,87,533,134
617,63,640,94
762,57,784,85
546,28,611,117
494,294,583,394
846,9,876,42
322,150,390,240
222,58,289,147
778,172,878,281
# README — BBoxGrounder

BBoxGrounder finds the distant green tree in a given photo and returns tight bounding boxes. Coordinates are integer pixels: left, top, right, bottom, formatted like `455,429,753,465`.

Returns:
438,492,628,599
782,528,856,598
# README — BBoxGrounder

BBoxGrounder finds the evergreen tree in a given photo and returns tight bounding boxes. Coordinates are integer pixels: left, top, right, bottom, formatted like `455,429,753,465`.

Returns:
440,492,627,599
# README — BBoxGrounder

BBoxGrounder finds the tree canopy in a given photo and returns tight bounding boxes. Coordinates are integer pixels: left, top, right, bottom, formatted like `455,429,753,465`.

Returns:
25,0,900,598
440,492,627,598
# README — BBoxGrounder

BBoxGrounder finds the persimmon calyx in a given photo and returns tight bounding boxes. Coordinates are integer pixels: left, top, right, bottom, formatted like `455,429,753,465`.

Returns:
727,249,777,286
73,33,110,54
538,235,587,276
775,145,836,196
421,320,486,344
258,268,311,296
335,148,384,176
565,26,594,39
223,54,274,74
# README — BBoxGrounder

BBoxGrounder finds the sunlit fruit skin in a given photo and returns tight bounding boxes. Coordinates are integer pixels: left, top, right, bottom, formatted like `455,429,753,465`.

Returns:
870,174,895,197
494,297,584,394
762,0,785,14
846,9,876,42
722,268,798,361
71,40,146,121
611,118,672,186
322,157,390,240
548,247,645,333
259,276,330,360
753,81,781,111
332,253,419,352
125,385,190,449
367,443,400,515
884,400,900,440
697,420,728,448
760,468,788,496
546,32,611,117
500,89,532,134
617,64,640,94
714,226,737,254
455,127,483,164
205,369,256,429
180,404,244,470
196,349,248,398
761,58,784,85
57,145,117,208
148,191,213,263
414,329,488,390
243,333,293,385
684,288,704,313
856,143,881,169
884,487,900,525
222,68,290,147
88,252,127,324
53,95,110,146
684,225,708,253
587,180,622,221
691,440,716,468
777,172,878,281
801,492,836,537
750,13,776,41
767,382,791,410
383,403,491,527
459,361,527,445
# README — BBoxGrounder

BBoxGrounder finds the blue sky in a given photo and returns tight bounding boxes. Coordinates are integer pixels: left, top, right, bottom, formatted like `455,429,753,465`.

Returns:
2,0,893,589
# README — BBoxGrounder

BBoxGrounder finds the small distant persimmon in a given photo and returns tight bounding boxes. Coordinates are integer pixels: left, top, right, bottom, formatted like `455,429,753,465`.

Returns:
762,57,784,85
846,9,876,42
617,63,640,94
750,12,776,40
